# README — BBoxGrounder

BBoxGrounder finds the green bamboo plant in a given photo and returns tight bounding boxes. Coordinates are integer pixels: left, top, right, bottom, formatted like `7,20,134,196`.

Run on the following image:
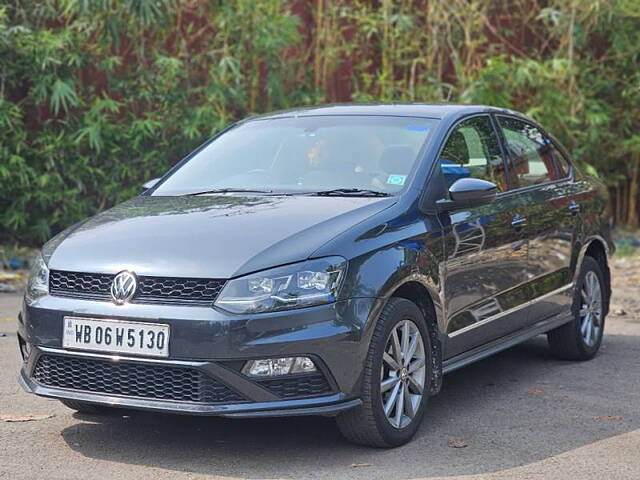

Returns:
0,0,638,246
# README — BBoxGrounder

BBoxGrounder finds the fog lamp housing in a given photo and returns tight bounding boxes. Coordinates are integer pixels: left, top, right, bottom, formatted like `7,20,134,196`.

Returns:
242,357,317,377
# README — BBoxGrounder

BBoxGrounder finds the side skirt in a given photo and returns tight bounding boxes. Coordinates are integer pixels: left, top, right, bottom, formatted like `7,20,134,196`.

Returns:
442,310,573,375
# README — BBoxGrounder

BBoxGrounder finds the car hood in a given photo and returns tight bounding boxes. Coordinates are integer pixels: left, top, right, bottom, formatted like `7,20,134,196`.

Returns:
45,194,396,278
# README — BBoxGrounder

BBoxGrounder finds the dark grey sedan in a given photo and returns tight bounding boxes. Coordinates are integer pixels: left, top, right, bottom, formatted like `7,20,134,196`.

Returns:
18,104,613,447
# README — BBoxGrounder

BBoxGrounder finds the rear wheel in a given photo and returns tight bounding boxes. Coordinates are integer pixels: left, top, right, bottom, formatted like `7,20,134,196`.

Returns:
336,297,431,447
548,256,606,360
60,399,116,415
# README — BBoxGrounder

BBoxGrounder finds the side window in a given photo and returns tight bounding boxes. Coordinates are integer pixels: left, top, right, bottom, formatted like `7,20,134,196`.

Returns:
439,116,507,192
497,116,570,189
554,149,571,177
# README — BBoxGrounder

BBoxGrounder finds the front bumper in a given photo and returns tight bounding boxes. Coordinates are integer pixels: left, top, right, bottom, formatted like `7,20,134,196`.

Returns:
18,295,378,417
18,347,361,417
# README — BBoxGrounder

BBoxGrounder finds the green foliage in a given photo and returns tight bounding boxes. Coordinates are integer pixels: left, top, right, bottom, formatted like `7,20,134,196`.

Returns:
0,0,306,245
0,0,639,246
614,242,638,258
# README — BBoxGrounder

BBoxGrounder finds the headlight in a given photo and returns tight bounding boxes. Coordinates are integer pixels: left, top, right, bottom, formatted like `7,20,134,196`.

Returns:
215,257,346,314
26,253,49,303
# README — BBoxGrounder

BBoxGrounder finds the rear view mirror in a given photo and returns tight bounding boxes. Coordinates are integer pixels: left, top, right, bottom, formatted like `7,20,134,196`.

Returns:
437,178,497,212
142,178,160,191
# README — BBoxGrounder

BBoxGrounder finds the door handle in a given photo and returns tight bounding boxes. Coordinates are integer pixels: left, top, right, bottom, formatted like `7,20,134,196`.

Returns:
569,201,581,216
511,215,527,232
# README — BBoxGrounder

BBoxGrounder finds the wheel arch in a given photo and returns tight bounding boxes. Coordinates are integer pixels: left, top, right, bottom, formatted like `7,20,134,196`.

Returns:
386,280,443,396
576,237,611,315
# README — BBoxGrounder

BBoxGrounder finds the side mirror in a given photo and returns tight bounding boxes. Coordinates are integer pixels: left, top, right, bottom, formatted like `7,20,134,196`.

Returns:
142,177,160,191
436,178,497,212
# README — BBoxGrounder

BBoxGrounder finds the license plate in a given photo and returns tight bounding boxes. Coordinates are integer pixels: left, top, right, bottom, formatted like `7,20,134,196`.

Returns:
62,316,170,358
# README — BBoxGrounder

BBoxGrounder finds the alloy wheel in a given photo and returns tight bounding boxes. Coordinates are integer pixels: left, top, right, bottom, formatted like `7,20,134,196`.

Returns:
580,271,603,347
380,319,426,429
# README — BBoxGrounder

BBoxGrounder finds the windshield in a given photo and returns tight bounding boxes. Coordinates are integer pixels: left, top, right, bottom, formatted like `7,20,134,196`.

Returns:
152,115,437,196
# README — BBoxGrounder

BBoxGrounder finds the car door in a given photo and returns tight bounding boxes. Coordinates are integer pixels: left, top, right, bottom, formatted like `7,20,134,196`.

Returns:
495,116,578,323
437,115,531,358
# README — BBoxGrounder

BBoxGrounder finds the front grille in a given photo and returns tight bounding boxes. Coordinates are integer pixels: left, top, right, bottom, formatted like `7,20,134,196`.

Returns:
49,270,225,306
49,271,113,301
256,373,333,399
33,355,245,404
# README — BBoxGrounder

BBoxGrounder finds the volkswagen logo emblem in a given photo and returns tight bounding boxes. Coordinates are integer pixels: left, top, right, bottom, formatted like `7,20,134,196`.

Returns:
110,271,137,305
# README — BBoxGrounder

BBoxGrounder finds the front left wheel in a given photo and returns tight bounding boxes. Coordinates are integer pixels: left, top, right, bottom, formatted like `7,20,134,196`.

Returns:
336,297,431,448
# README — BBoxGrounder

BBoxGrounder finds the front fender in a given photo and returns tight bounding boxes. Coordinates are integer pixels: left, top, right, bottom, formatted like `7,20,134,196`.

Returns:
343,242,444,330
341,240,445,396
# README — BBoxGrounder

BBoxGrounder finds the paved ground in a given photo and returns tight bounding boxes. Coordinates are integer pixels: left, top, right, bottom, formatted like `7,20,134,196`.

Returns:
1,257,639,480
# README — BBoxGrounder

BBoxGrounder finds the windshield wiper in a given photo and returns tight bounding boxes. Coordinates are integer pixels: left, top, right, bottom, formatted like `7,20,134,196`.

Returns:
307,188,391,197
183,187,391,197
184,188,275,196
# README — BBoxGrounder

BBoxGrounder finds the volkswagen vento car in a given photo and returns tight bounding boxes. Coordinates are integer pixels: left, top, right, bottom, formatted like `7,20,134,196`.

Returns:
18,104,613,447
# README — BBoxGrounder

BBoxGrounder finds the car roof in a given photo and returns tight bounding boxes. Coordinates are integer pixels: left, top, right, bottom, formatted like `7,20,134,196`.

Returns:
248,103,528,121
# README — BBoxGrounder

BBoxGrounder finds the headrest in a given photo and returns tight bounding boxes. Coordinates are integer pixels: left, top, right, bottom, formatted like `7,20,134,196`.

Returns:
379,145,417,173
440,130,469,165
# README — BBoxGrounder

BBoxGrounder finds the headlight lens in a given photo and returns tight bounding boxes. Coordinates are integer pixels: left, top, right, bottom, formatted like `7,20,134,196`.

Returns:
215,257,346,314
26,253,49,302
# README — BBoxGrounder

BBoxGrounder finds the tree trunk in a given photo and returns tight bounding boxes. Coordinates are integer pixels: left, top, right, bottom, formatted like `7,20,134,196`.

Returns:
628,156,640,228
313,0,324,92
616,182,624,225
621,181,629,227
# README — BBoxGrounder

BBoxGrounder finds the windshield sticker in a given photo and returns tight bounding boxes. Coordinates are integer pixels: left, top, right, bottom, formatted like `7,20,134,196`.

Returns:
387,174,407,185
405,125,428,132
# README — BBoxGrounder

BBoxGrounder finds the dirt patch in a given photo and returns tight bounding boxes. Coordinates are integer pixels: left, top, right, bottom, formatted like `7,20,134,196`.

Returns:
610,254,640,320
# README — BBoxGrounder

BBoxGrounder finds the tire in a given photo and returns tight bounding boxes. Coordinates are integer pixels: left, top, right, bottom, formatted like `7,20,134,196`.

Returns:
60,399,116,415
336,297,431,448
548,256,607,360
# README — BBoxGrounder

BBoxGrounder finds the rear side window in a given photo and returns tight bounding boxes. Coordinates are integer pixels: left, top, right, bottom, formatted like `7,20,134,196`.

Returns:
554,149,570,177
438,115,507,192
497,116,570,189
